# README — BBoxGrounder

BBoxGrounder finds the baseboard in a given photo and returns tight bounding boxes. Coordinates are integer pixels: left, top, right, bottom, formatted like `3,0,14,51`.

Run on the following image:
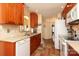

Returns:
43,38,52,40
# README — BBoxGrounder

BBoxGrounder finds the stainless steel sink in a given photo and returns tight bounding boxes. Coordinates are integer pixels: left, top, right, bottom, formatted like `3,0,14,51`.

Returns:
63,36,79,41
66,37,79,41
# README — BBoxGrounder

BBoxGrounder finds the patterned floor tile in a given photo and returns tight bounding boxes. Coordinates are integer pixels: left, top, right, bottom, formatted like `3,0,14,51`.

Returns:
32,39,60,56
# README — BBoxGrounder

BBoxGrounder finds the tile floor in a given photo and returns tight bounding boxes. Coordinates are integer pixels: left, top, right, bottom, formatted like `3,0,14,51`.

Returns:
32,39,60,56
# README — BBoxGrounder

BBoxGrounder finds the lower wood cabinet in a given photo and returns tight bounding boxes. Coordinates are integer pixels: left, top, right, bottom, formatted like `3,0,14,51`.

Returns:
30,34,41,55
0,41,16,56
0,34,41,56
68,45,79,56
0,38,30,56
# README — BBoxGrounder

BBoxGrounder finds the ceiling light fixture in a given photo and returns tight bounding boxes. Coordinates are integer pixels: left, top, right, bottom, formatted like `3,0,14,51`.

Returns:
61,6,64,8
24,16,29,20
67,5,70,7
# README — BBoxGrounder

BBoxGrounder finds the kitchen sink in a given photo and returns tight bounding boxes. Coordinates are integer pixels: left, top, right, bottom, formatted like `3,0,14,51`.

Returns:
63,36,79,41
65,37,79,41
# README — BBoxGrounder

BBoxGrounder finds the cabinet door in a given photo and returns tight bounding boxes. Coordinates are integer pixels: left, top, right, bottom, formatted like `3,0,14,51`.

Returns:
37,34,41,47
8,4,16,24
0,41,15,56
0,3,24,25
30,34,41,55
0,4,9,24
30,12,38,28
8,3,24,25
13,4,24,25
30,35,36,55
34,13,38,27
0,41,5,56
4,42,16,56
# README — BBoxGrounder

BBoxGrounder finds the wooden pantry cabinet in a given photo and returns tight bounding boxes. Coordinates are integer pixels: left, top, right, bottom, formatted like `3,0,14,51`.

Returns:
30,34,41,55
0,3,24,25
30,12,38,28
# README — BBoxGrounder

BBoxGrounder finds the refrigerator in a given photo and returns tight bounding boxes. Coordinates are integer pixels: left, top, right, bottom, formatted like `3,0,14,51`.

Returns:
54,19,68,49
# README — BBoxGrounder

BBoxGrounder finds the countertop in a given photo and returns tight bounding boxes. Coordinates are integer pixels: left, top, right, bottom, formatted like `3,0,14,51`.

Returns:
0,32,40,42
67,41,79,54
59,35,79,54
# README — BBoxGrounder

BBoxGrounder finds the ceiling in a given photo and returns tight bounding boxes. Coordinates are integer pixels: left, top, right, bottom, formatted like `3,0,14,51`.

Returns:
26,3,66,19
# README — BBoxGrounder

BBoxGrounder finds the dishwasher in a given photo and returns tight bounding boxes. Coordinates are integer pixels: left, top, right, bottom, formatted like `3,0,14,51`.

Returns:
16,38,30,56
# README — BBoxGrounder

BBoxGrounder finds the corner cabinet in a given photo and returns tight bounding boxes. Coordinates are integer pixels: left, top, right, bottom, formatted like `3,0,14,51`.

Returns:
30,12,38,28
30,34,41,55
0,41,16,56
0,3,24,25
0,38,30,56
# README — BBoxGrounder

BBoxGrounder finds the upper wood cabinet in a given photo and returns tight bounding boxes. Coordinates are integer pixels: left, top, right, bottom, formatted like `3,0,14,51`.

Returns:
67,4,79,20
30,12,38,28
66,5,77,23
0,3,24,25
62,3,76,19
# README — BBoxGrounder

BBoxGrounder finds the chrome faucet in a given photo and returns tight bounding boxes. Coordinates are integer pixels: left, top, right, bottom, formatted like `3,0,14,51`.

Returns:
7,29,10,33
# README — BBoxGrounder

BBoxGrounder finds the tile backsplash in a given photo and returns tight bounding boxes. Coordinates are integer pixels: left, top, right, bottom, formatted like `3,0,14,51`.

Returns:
0,25,20,36
72,24,79,36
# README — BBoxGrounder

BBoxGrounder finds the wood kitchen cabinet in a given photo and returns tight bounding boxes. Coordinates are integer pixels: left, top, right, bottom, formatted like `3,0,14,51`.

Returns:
66,5,77,23
0,41,16,56
0,3,24,25
0,38,30,56
30,34,41,55
30,12,38,28
62,3,76,19
68,45,79,56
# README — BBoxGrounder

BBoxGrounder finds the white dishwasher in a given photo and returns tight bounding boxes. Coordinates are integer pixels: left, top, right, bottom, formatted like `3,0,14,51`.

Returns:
16,38,30,56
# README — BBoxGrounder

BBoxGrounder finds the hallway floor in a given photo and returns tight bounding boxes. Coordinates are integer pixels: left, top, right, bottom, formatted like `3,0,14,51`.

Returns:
32,39,60,56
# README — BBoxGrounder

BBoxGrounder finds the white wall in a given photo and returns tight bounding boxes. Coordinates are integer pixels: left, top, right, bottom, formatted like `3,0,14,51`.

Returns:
24,5,30,31
42,13,62,39
43,19,52,39
42,17,57,39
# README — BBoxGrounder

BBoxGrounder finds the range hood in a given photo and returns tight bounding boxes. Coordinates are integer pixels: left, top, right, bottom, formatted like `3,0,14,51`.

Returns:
68,19,79,25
